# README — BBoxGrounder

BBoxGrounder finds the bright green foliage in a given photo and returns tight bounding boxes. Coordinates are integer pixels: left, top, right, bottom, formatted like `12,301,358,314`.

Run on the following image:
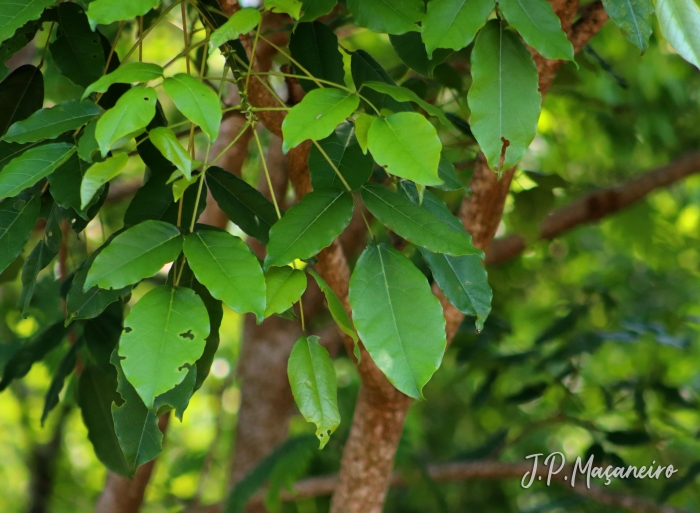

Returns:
350,50,412,113
308,122,373,190
87,0,161,28
119,286,210,407
0,193,39,274
266,0,303,19
163,73,222,141
149,127,201,179
0,0,54,44
349,244,446,399
346,0,424,34
0,142,74,200
95,86,157,157
282,88,360,152
209,8,261,51
262,266,307,322
2,100,99,143
300,0,337,21
287,335,340,448
82,63,164,99
361,81,452,127
367,113,442,186
265,189,354,268
602,0,654,53
353,114,372,154
468,21,541,171
657,0,700,69
183,229,266,318
80,153,129,209
498,0,574,61
308,269,359,357
422,0,494,59
289,22,345,92
85,220,183,291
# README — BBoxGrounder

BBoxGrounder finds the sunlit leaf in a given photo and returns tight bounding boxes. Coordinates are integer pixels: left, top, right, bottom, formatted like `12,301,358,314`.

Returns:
87,0,161,28
262,266,307,322
95,86,157,157
422,0,494,58
80,152,129,209
149,127,200,179
82,62,164,99
2,100,99,143
0,142,75,200
209,8,261,52
657,0,700,69
346,0,424,34
162,73,222,141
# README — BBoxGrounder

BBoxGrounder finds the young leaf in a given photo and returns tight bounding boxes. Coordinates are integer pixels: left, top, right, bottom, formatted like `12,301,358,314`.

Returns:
657,0,700,69
209,8,261,52
309,122,373,190
498,0,574,61
149,127,200,179
85,220,183,290
468,21,541,171
289,22,345,92
422,0,494,58
308,268,359,350
41,341,81,425
288,335,340,448
87,0,160,28
300,0,337,21
0,192,39,274
354,113,372,154
80,152,129,209
350,50,412,113
95,86,157,157
367,113,442,186
602,0,654,53
0,65,43,136
361,81,453,128
262,266,307,322
282,88,359,152
0,0,54,44
346,0,424,35
349,244,446,399
119,286,210,407
82,62,164,99
162,73,222,141
389,32,453,77
2,100,100,143
265,189,354,268
266,0,303,18
183,229,266,318
0,142,75,200
206,166,278,244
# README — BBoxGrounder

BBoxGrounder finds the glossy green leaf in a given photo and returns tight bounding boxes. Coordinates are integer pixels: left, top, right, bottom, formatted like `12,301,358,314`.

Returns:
309,122,373,190
498,0,574,61
262,266,307,322
602,0,654,53
288,335,340,448
362,81,453,128
349,243,446,398
308,268,358,347
346,0,424,34
183,229,266,317
367,113,442,186
468,21,541,171
82,62,164,99
149,127,200,179
96,86,157,157
289,22,345,92
265,189,353,268
41,341,80,425
0,0,54,44
119,285,209,407
282,88,359,152
162,73,222,141
657,0,700,69
209,8,261,51
300,0,336,21
0,141,36,172
0,192,39,274
85,220,183,290
266,0,303,18
422,0,494,58
0,142,74,200
354,114,372,154
80,153,129,210
87,0,160,28
389,32,453,77
2,100,99,143
0,65,43,136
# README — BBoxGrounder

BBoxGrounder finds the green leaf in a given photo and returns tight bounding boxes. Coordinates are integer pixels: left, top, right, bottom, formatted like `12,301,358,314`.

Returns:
435,157,465,191
41,341,80,425
183,229,266,318
422,0,494,58
77,119,99,163
309,122,373,190
206,166,278,244
96,86,157,158
361,183,479,256
82,62,164,99
289,21,345,92
0,192,39,274
149,127,200,180
155,364,197,420
85,220,183,290
87,0,160,28
265,189,354,268
0,18,41,81
48,152,91,215
80,153,129,210
262,266,307,322
354,113,372,154
467,21,541,171
209,8,261,52
349,243,446,398
0,0,54,44
288,335,340,448
367,113,442,186
162,73,222,141
501,0,574,61
49,3,105,88
300,0,337,21
266,0,303,18
601,0,654,53
362,81,453,128
83,303,123,371
657,0,700,69
2,99,98,144
389,32,453,77
0,65,43,136
0,141,37,172
350,50,412,113
282,88,359,152
308,268,359,354
119,285,209,407
0,142,75,200
346,0,424,34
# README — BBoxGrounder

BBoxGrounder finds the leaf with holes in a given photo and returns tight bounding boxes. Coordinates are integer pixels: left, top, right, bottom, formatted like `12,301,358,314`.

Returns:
657,0,700,69
0,142,75,200
262,266,307,322
95,86,157,157
422,0,494,58
0,0,54,44
2,100,100,143
80,152,129,209
82,63,164,99
87,0,161,27
0,192,39,274
149,127,200,179
346,0,424,34
309,122,373,190
289,21,345,92
163,73,222,141
209,8,261,52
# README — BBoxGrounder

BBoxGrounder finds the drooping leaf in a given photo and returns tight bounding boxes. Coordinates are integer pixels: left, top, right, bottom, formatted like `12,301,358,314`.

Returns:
0,142,75,200
2,99,99,143
346,0,424,34
206,166,278,244
82,62,164,99
148,127,200,179
183,229,266,318
85,220,183,291
288,335,340,448
261,266,307,322
350,50,412,113
657,0,700,70
87,0,161,28
601,0,654,53
362,81,453,127
41,340,81,425
467,21,541,171
95,86,157,157
282,88,359,152
162,73,222,141
266,0,303,18
0,65,43,136
300,0,337,21
0,192,39,274
209,8,261,52
367,113,442,186
422,0,494,58
308,122,373,190
498,0,574,61
389,32,453,77
80,152,129,209
0,0,54,44
349,243,446,399
308,268,358,349
265,189,354,268
289,21,345,92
